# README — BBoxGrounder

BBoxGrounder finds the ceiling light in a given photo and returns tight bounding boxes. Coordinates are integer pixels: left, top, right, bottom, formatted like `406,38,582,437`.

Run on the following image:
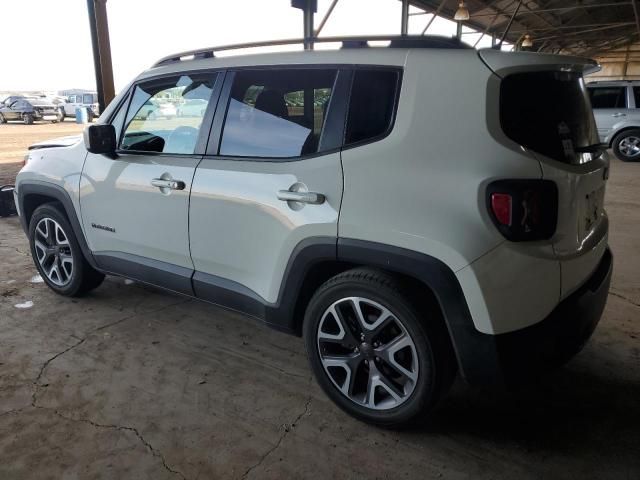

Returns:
454,2,470,21
522,34,533,48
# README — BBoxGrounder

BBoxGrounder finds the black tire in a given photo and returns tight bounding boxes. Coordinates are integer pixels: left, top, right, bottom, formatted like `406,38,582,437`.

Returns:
58,109,65,122
28,203,105,297
87,108,94,123
303,268,456,428
23,113,34,125
612,129,640,162
0,113,6,124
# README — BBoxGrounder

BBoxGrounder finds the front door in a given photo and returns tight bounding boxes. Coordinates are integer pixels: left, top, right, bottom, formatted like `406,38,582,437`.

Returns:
80,72,221,294
189,68,346,309
588,85,629,141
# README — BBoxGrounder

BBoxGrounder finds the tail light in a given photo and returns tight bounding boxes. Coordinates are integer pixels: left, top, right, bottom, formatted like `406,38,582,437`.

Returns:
486,180,558,241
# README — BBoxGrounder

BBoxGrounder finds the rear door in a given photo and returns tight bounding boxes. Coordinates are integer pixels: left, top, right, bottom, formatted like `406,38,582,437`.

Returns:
587,85,629,141
80,72,222,293
189,67,347,308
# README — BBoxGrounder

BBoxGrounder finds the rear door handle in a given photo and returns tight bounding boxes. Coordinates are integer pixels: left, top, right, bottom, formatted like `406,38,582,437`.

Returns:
612,112,627,117
277,190,325,205
151,178,185,190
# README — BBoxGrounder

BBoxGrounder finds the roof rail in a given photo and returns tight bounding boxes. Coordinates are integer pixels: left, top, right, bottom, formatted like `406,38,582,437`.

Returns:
152,35,469,67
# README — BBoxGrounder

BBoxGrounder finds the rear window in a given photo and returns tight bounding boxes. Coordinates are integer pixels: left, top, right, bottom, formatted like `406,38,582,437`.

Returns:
501,71,599,164
345,70,399,145
587,86,626,109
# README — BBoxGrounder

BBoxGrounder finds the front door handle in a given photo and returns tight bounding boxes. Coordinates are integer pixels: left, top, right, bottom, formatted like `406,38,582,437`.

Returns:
151,178,185,191
277,190,325,205
612,112,627,118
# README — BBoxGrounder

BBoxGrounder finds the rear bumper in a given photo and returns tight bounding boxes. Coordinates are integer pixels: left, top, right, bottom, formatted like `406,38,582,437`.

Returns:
465,247,613,386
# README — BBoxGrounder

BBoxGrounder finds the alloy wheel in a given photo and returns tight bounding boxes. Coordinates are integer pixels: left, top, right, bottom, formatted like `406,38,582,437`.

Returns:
618,136,640,157
316,297,419,410
33,217,74,287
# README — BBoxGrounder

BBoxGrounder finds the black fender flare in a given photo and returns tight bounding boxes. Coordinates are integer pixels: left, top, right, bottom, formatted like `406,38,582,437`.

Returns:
17,181,99,270
335,238,501,386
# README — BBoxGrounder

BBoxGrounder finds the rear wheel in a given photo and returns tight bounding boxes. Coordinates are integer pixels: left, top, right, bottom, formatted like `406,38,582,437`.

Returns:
23,113,34,125
28,203,104,296
303,268,456,428
613,129,640,162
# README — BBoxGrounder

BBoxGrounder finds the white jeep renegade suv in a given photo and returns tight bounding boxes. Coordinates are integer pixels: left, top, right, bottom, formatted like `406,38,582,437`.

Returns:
14,36,612,427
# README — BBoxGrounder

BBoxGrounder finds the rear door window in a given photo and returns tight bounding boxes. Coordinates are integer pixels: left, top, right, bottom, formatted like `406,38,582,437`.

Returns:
633,87,640,108
120,73,217,155
219,69,337,158
345,69,400,145
587,86,627,109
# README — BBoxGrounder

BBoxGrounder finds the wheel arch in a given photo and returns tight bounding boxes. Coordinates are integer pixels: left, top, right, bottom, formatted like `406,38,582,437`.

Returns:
18,181,99,270
275,237,503,386
609,126,640,147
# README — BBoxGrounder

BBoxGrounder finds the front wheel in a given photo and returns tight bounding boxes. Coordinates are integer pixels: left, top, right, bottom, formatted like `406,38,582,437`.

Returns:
28,203,105,296
0,113,6,124
23,113,34,125
303,268,456,428
613,129,640,162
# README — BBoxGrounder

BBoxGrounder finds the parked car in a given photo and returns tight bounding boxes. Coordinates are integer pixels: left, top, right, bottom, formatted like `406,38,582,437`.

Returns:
15,37,612,428
0,98,60,124
135,100,177,120
1,95,39,107
587,80,640,161
177,98,207,117
60,92,99,122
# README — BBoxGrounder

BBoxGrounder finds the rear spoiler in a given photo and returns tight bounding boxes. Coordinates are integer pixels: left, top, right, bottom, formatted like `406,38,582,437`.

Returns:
478,49,600,78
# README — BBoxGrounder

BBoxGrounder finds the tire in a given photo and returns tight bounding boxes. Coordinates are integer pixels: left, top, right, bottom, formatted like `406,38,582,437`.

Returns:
303,268,456,428
0,113,5,124
612,129,640,162
87,108,94,123
23,113,34,125
28,203,105,297
58,109,65,122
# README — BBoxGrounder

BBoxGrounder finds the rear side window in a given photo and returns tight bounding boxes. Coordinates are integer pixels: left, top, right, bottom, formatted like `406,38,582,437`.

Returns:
587,86,626,109
501,71,599,164
220,69,337,158
633,87,640,108
345,70,399,145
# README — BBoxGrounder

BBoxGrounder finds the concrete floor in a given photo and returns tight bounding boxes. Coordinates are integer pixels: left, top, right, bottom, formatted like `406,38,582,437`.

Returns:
1,157,638,480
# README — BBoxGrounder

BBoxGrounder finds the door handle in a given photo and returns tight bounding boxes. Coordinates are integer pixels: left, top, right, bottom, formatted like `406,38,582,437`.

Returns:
151,178,185,190
612,112,627,117
277,190,325,205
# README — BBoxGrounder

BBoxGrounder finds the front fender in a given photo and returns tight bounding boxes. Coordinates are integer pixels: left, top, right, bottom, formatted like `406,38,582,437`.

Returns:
17,181,98,270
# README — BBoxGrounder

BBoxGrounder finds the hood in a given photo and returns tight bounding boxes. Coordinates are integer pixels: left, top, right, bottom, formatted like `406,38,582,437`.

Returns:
28,135,82,150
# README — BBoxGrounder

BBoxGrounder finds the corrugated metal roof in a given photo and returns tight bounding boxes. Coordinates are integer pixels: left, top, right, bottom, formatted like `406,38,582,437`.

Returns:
412,0,638,56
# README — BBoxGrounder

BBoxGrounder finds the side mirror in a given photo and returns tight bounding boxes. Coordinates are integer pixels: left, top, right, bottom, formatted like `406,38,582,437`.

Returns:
84,124,117,156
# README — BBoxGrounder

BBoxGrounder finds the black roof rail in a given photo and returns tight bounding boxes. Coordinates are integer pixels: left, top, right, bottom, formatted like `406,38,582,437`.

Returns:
152,35,470,67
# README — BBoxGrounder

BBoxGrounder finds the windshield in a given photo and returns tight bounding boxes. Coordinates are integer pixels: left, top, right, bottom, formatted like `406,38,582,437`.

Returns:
500,71,599,164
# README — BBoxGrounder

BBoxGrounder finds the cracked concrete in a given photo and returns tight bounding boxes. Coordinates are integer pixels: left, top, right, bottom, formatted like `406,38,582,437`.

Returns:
1,155,639,479
241,397,313,480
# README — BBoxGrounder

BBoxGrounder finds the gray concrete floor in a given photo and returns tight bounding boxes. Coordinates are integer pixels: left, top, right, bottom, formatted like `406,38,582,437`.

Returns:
1,157,639,480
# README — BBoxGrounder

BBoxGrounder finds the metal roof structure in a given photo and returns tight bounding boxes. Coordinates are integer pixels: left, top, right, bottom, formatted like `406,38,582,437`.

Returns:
86,0,640,110
410,0,640,56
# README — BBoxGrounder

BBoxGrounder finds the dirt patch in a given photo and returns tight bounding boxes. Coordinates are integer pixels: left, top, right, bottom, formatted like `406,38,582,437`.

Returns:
0,122,85,185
